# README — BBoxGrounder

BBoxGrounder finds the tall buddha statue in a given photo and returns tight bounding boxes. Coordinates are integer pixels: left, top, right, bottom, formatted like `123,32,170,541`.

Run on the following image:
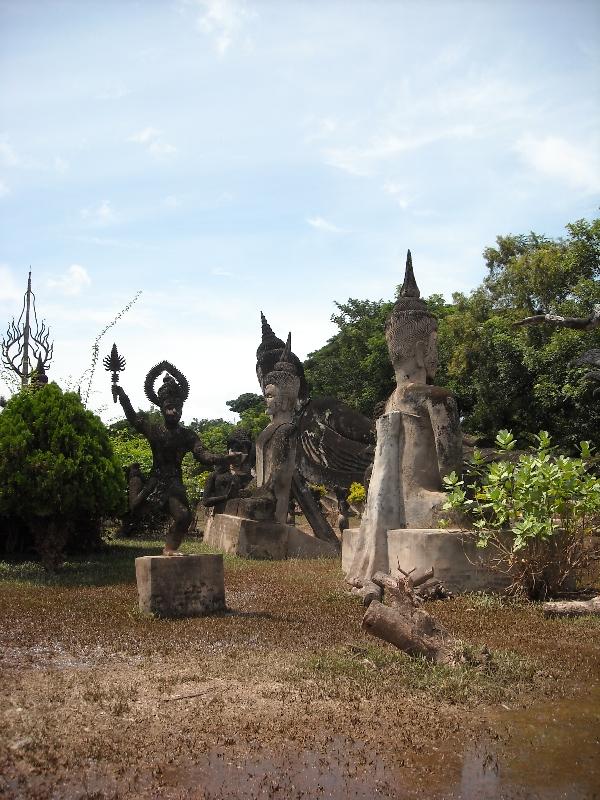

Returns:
384,249,462,525
255,333,301,523
345,251,463,583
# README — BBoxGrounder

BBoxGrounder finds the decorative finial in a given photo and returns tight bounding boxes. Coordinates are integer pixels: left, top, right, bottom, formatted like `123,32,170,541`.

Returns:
400,249,420,299
103,343,126,403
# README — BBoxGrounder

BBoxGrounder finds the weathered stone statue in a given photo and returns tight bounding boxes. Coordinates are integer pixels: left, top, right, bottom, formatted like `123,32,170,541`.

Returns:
256,314,374,491
114,360,234,555
345,251,463,583
383,250,462,522
255,334,300,523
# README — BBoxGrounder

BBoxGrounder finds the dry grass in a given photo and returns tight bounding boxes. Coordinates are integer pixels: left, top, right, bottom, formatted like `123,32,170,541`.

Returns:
1,538,599,799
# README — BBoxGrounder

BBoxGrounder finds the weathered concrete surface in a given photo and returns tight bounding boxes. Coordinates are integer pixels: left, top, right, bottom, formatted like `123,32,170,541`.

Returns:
135,554,226,617
205,513,338,560
343,528,510,593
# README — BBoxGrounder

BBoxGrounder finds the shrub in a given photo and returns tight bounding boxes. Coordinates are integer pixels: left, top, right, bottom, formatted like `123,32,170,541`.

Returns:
347,482,366,505
443,430,600,599
0,383,125,568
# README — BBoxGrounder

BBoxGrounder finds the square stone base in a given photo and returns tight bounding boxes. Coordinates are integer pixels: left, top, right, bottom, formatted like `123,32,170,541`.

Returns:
135,554,226,617
205,514,338,560
342,528,511,593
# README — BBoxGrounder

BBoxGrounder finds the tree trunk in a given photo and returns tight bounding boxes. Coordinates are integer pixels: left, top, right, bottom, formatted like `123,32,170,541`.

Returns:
542,597,600,617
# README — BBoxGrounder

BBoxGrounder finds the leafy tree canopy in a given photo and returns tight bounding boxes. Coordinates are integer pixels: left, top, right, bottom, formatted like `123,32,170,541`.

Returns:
303,217,600,449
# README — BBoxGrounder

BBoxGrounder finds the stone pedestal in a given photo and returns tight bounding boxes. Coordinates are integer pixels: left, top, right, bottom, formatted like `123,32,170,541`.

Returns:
205,513,338,560
135,554,226,617
343,528,510,593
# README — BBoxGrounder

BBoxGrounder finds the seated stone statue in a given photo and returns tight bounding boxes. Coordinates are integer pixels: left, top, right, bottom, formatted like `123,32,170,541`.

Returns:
254,333,301,523
345,251,463,582
114,360,235,555
383,251,462,525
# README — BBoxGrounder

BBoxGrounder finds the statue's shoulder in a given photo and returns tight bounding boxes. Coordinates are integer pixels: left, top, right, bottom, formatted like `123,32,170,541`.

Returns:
387,385,457,416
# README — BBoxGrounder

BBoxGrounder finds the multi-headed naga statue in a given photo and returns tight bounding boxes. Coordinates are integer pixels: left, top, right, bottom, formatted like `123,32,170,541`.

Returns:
112,357,236,555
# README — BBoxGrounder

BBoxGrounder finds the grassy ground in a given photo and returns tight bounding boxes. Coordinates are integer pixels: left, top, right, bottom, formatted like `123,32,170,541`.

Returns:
1,538,599,799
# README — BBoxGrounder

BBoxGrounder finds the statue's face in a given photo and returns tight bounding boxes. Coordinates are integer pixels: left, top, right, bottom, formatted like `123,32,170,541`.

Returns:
264,384,281,417
162,402,182,427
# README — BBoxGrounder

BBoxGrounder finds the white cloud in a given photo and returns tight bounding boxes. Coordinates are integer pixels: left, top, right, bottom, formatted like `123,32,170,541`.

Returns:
54,156,68,173
128,127,176,157
324,126,475,177
194,0,253,56
0,135,19,167
0,179,9,198
515,134,600,194
383,181,411,209
0,264,22,303
306,216,347,234
304,116,338,143
80,200,115,226
211,266,233,276
47,264,92,296
164,194,180,209
96,81,130,100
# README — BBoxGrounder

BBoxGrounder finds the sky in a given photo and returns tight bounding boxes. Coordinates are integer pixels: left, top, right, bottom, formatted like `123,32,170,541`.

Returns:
1,0,599,424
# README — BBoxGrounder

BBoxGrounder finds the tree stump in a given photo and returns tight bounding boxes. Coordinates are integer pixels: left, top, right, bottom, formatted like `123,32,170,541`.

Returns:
358,566,457,663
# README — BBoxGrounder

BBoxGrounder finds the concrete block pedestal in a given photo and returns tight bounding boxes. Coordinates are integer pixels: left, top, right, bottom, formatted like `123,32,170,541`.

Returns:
135,554,226,617
205,513,338,560
343,528,511,593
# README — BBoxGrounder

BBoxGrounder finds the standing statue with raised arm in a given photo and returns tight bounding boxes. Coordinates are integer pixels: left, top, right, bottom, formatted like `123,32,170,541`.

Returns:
111,356,235,555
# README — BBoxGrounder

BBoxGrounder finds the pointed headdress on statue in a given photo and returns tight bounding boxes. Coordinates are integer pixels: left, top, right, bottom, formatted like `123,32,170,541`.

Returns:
264,332,301,400
256,312,308,399
144,360,190,408
385,250,438,364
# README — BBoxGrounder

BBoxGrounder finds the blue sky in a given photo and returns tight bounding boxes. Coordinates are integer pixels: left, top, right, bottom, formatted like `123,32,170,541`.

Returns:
1,0,599,422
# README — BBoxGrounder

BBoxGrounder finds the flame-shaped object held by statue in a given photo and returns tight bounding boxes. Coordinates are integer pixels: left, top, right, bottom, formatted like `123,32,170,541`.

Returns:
103,343,126,403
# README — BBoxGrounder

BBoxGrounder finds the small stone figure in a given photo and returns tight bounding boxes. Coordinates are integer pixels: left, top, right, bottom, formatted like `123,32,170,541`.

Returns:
202,461,240,509
334,485,352,536
226,428,255,490
113,359,235,555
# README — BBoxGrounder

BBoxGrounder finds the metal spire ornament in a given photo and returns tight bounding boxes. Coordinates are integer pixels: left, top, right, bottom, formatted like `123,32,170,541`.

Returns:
103,343,126,402
1,270,54,386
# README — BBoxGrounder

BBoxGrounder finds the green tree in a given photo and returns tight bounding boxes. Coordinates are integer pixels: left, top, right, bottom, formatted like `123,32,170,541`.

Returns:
441,218,600,447
303,217,600,448
304,298,394,417
0,383,125,567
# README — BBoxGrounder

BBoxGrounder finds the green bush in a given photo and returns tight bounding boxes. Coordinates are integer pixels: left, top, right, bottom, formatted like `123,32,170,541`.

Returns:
443,430,600,598
0,383,125,567
347,481,366,505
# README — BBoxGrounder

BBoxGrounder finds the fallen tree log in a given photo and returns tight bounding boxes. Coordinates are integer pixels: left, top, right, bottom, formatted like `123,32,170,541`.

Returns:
362,600,456,664
359,565,458,663
542,597,600,618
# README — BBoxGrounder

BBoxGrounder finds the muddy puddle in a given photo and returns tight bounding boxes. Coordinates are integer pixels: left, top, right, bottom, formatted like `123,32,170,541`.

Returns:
146,686,600,800
8,686,597,800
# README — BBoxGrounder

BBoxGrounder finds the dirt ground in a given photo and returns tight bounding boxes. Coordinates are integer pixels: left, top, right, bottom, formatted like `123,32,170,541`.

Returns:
1,540,599,799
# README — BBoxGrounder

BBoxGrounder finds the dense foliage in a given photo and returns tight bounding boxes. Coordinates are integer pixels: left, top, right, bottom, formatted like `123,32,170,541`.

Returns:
304,217,600,448
0,383,125,566
443,430,600,599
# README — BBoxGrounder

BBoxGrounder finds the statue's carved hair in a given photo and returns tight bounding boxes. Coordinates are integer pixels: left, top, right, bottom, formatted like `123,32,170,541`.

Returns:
385,250,437,363
144,361,189,408
256,312,308,399
265,332,301,398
